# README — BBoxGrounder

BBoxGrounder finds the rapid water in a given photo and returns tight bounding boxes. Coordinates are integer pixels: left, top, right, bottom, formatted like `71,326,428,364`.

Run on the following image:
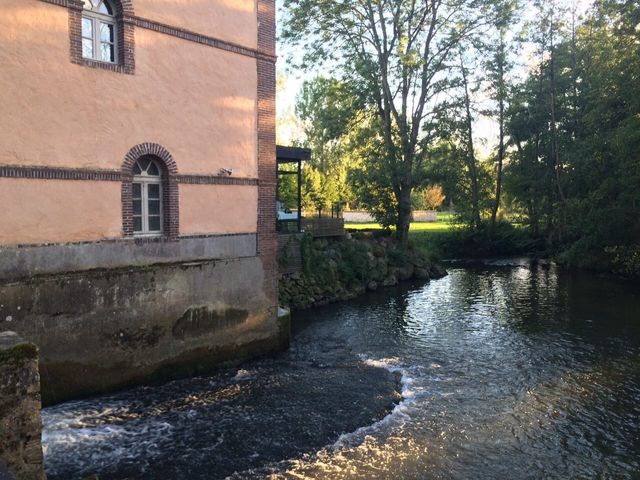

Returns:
42,259,640,479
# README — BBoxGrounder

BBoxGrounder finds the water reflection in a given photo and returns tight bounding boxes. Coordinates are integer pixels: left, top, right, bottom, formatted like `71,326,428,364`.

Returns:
43,260,640,479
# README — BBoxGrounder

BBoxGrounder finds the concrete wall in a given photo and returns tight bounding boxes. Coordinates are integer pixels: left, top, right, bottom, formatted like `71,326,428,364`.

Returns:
0,332,46,480
0,254,286,405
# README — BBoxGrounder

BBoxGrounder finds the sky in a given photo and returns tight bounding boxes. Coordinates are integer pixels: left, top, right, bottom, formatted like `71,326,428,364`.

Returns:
275,0,595,153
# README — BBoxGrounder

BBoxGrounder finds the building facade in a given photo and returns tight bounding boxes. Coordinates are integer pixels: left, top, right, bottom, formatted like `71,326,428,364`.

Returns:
0,0,281,404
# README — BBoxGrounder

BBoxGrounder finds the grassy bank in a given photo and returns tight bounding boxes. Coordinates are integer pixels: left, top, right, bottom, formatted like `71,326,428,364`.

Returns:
346,217,540,260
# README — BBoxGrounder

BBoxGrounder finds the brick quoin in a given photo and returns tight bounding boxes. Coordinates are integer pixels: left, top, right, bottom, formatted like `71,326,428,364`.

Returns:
257,0,278,305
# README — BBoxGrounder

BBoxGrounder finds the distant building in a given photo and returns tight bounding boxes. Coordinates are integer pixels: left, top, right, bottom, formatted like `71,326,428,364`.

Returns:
0,0,283,403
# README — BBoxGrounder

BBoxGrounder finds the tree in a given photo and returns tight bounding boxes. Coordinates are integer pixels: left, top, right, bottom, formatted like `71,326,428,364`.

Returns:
485,1,518,237
413,185,446,211
295,77,363,214
282,0,502,245
504,0,640,266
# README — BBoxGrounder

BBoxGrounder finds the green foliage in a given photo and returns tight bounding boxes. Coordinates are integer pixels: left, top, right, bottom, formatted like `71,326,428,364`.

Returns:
282,0,511,243
295,77,361,214
411,221,541,259
503,0,640,266
606,246,640,278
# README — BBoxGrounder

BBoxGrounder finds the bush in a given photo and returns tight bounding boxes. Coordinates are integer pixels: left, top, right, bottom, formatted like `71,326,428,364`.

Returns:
411,221,544,259
605,245,640,277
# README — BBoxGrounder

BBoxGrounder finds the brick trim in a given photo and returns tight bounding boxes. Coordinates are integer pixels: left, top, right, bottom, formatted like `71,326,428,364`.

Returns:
38,0,276,64
0,164,259,186
130,16,277,63
121,143,179,240
257,0,278,305
177,175,258,186
65,0,136,75
0,165,122,181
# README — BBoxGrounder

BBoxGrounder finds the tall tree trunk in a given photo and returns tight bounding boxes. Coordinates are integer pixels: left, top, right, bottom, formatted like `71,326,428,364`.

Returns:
460,53,481,230
549,16,567,204
396,183,412,247
489,30,507,239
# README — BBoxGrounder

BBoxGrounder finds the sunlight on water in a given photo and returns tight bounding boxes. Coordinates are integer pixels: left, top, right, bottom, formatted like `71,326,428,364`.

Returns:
43,261,640,479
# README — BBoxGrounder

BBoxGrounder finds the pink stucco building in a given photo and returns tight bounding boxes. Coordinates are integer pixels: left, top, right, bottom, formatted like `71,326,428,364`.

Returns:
0,0,283,403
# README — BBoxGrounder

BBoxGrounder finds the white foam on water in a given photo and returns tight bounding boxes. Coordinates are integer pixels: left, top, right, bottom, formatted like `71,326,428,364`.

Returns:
42,402,174,478
330,355,424,449
233,369,258,381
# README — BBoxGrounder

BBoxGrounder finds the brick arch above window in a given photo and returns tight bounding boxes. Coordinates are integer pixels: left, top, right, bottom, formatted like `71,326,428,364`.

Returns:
122,143,179,240
68,0,135,74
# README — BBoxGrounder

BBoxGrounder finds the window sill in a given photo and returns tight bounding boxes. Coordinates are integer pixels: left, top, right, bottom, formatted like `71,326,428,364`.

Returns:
75,57,134,75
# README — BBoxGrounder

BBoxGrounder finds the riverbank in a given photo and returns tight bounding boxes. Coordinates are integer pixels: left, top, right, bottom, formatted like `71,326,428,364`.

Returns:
347,219,640,280
279,234,447,311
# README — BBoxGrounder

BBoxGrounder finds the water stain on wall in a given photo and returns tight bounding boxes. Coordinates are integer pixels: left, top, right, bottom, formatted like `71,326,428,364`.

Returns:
172,307,249,339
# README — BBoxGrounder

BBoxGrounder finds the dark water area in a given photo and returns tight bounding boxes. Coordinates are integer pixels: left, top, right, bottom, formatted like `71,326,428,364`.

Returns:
43,259,640,479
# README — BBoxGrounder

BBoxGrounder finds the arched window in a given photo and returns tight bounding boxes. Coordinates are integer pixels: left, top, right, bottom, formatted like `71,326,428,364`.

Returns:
81,0,118,63
123,144,178,240
132,157,164,235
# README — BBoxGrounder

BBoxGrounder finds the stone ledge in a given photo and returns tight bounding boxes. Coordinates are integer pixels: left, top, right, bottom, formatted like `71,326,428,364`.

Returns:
0,234,257,282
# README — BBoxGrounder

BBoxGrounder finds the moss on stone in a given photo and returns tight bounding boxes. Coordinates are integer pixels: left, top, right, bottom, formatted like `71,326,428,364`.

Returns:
280,234,446,310
0,342,38,364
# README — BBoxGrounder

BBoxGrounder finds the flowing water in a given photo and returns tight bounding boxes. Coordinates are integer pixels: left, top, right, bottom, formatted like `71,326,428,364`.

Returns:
42,259,640,479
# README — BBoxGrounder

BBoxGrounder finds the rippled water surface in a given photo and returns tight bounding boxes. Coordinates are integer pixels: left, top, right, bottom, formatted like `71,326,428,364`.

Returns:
43,260,640,479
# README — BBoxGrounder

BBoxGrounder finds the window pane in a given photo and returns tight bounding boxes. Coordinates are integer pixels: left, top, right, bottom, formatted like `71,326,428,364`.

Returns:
83,0,93,10
98,0,112,14
101,43,115,62
133,199,142,215
147,162,160,176
82,18,93,38
133,216,142,232
148,216,161,232
148,184,160,199
100,23,114,42
138,158,150,172
148,200,160,215
82,38,94,59
132,183,141,198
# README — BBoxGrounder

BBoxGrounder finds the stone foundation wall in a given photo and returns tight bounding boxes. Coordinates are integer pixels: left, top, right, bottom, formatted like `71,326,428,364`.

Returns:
0,332,46,480
279,235,447,310
0,238,285,405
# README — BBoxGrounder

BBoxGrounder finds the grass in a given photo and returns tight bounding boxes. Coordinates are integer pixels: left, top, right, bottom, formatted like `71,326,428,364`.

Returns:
345,216,461,259
346,222,458,232
345,214,535,260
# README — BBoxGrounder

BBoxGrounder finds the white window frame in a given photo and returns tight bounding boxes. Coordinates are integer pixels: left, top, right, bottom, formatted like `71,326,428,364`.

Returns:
132,160,164,237
81,0,118,64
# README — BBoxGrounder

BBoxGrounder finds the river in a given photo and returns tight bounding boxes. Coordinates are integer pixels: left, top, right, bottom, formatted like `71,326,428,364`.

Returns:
42,259,640,479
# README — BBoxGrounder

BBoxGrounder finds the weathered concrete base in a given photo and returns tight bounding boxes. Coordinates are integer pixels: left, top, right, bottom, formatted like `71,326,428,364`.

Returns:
0,332,46,480
0,256,283,405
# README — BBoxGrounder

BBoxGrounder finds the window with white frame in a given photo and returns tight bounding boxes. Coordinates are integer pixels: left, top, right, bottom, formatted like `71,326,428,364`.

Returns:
132,157,164,236
82,0,117,63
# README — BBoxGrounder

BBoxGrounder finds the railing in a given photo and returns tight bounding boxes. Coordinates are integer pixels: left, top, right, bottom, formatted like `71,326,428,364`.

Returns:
302,217,345,238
